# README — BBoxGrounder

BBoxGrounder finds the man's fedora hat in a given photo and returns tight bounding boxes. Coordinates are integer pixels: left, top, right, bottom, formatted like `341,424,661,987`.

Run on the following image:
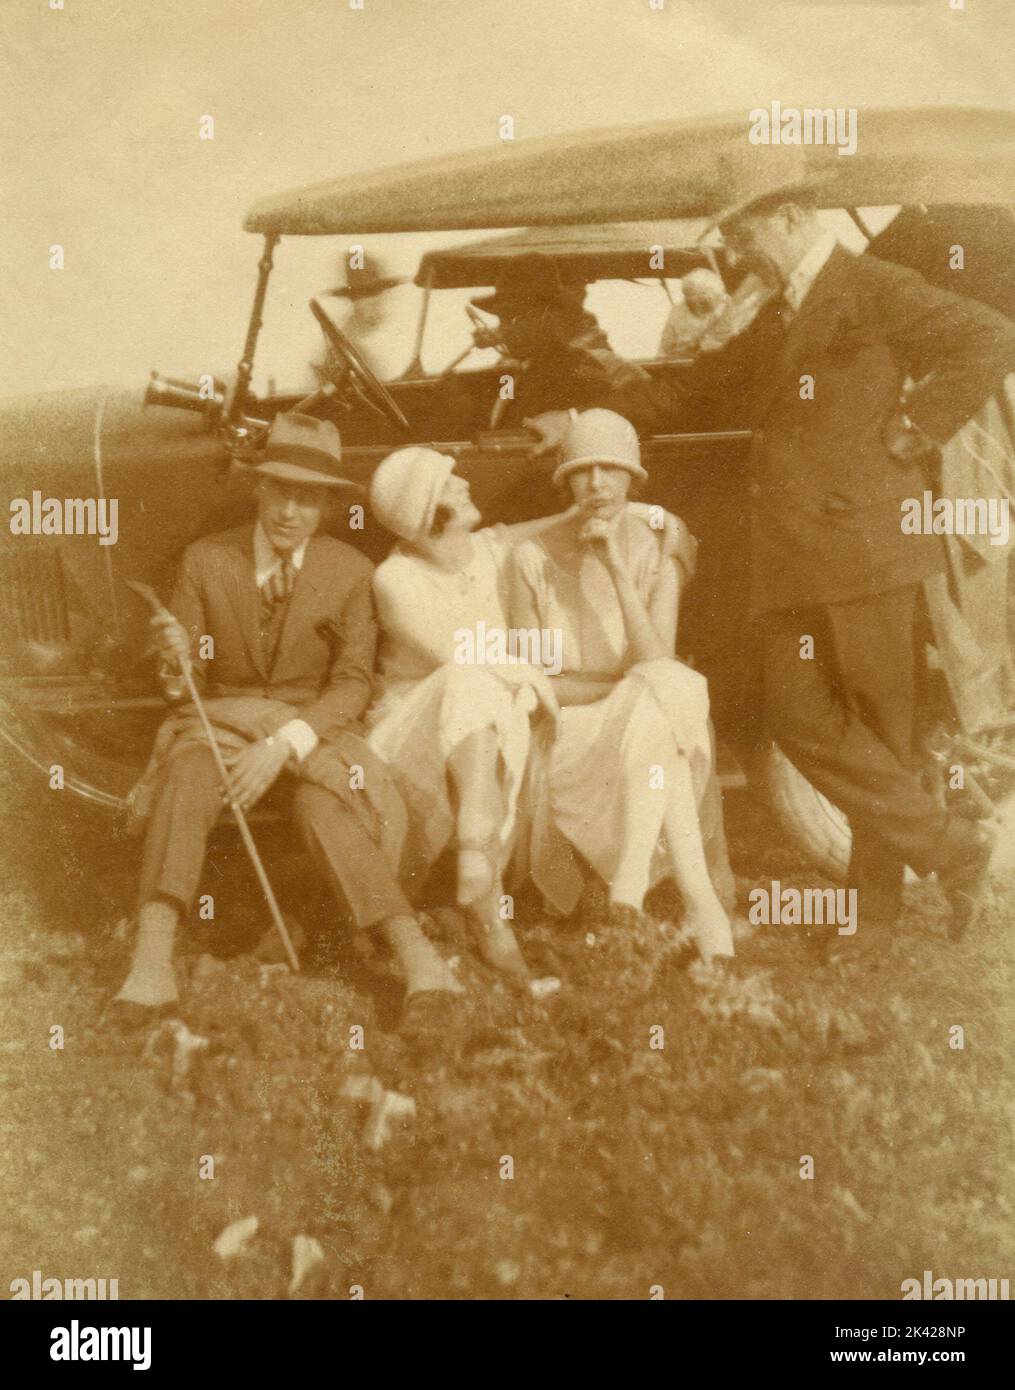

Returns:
471,253,584,317
702,144,830,234
248,413,358,489
327,251,405,300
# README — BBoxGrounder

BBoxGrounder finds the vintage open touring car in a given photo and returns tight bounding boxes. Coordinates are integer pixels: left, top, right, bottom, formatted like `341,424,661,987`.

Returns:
2,107,1014,880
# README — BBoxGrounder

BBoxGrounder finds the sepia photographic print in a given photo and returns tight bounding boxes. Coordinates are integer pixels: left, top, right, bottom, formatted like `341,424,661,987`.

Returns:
2,0,1014,1354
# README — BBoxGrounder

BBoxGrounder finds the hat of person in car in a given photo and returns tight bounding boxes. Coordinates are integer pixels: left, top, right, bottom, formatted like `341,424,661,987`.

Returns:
703,144,831,235
248,413,358,488
552,409,648,488
370,446,456,543
328,251,405,299
471,254,585,318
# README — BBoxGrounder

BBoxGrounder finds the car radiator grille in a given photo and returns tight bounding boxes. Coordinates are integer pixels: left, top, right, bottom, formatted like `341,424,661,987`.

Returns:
0,550,71,645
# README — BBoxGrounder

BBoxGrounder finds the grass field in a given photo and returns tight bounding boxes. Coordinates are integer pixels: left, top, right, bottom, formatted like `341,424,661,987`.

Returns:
1,757,1012,1301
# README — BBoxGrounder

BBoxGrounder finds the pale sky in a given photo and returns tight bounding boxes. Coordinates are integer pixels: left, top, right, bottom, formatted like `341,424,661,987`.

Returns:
2,0,1012,397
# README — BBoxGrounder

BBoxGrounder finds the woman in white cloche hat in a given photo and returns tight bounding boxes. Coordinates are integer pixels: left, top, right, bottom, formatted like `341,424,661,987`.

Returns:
508,409,735,965
365,437,696,982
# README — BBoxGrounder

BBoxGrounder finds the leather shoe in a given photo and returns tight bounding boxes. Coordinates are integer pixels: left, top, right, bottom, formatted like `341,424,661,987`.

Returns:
939,823,996,942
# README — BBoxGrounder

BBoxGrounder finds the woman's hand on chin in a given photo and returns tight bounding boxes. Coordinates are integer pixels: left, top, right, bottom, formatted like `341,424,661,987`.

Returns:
578,516,610,544
579,516,624,572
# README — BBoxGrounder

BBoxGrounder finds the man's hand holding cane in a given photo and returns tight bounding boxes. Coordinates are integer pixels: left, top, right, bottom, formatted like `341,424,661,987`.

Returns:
151,609,289,813
129,580,300,974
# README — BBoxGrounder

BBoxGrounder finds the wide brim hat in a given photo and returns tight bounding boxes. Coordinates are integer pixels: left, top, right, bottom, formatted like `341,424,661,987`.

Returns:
328,252,405,300
247,412,359,489
552,408,648,488
701,144,830,235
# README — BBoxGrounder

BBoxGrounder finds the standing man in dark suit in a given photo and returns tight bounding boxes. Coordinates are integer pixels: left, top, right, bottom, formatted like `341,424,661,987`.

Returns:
115,412,462,1016
527,185,1015,958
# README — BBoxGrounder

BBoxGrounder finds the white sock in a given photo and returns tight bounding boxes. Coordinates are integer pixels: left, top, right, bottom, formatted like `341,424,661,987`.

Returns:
115,902,179,1007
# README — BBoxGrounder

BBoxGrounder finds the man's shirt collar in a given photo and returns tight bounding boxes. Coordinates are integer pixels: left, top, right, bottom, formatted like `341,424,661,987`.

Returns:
783,231,839,315
254,522,309,587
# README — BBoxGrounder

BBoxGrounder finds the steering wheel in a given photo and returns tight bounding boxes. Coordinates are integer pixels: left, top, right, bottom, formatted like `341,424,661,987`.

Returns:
309,298,410,432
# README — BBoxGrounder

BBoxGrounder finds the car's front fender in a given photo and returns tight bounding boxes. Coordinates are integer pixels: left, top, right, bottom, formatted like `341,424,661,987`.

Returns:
0,385,242,805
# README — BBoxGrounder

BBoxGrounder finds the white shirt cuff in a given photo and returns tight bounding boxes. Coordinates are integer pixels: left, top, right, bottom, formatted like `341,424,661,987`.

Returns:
158,660,187,700
276,719,318,762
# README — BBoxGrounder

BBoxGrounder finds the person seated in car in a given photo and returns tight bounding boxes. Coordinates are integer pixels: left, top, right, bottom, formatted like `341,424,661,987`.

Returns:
470,254,646,429
659,268,769,360
312,251,408,384
659,269,731,358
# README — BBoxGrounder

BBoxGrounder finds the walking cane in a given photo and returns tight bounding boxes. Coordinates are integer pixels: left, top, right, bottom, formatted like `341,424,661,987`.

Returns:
126,580,301,973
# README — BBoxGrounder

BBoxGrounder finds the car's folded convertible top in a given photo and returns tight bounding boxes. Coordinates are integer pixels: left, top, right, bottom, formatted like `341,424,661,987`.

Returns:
244,106,1015,237
414,222,711,287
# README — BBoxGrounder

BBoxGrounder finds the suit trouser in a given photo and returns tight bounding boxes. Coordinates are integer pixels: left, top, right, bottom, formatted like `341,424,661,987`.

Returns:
761,585,976,924
138,743,413,929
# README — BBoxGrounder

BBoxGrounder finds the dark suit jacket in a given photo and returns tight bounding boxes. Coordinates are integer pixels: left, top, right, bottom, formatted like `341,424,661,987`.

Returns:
167,524,376,741
606,247,1015,612
498,321,647,426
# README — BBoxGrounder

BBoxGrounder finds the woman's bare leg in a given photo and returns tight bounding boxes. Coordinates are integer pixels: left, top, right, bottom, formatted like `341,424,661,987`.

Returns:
610,817,660,911
448,725,502,905
609,712,669,911
447,726,529,981
661,756,735,962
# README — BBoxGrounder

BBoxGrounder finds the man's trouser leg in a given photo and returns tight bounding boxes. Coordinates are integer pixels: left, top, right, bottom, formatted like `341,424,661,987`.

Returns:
138,743,224,912
762,586,965,935
291,783,414,931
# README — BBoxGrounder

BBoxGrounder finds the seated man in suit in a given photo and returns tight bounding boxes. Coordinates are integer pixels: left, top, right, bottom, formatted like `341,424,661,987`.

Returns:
115,412,461,1020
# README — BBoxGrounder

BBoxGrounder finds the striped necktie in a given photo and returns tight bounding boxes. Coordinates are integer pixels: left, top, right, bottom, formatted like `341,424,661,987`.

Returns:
261,553,296,622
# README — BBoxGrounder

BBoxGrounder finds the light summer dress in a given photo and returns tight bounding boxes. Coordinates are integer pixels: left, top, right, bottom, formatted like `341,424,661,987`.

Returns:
366,525,547,890
509,512,735,919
